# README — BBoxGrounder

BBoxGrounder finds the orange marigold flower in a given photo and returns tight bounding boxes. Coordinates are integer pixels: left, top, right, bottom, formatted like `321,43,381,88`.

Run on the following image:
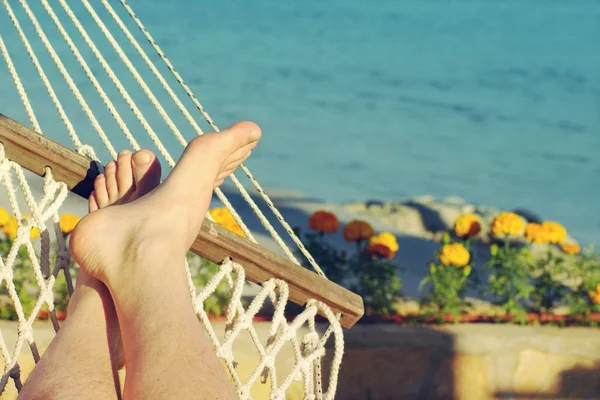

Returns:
589,283,600,305
454,214,481,238
491,212,525,237
343,219,374,242
0,207,10,227
524,223,550,245
439,243,470,267
308,210,339,234
366,243,395,259
59,214,80,235
541,221,567,244
561,243,581,255
209,207,245,238
369,232,399,253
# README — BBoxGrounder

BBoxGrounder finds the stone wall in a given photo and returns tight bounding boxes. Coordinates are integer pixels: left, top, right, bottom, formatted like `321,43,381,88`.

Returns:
327,324,600,400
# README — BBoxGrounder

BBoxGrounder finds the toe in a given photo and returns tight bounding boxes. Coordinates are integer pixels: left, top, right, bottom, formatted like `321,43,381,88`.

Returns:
88,192,99,212
132,150,162,197
223,144,254,168
104,161,119,202
94,175,109,207
163,120,261,202
116,150,134,197
224,121,262,147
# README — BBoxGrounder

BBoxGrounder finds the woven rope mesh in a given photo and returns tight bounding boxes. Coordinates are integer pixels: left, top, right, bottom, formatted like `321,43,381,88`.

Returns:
0,1,344,398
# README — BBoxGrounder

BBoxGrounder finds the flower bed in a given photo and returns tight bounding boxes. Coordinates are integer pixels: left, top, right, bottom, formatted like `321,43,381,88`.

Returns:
293,209,600,326
3,204,598,327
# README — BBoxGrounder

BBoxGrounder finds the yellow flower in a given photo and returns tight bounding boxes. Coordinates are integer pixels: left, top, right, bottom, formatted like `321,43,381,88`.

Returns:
59,214,80,235
541,221,567,244
2,215,40,240
589,284,600,305
524,223,550,245
369,232,399,253
30,227,40,240
209,207,245,238
0,207,10,227
454,214,481,238
491,212,525,237
3,216,18,241
561,243,580,255
439,243,470,267
343,220,374,243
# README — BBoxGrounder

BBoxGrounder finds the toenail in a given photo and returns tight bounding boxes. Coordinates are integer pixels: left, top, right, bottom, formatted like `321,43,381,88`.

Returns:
119,150,132,157
106,161,116,169
133,151,151,165
250,130,261,140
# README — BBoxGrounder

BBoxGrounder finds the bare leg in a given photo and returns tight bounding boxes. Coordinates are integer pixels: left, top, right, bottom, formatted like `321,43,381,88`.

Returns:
69,122,261,399
18,150,162,400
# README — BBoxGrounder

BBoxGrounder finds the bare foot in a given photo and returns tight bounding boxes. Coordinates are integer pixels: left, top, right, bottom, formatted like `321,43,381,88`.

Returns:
67,148,162,369
69,122,261,285
19,148,166,400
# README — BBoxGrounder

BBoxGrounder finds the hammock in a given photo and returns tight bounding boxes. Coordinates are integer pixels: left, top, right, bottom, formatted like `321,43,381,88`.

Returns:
0,1,363,399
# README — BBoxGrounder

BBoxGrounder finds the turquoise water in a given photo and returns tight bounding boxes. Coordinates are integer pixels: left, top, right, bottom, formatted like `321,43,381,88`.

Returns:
1,0,599,246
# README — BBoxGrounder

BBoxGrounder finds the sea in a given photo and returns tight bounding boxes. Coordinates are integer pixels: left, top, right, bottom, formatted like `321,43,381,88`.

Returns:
0,0,599,247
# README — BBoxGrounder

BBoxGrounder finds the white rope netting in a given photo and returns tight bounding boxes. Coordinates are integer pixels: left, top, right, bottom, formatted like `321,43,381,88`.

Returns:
0,1,344,398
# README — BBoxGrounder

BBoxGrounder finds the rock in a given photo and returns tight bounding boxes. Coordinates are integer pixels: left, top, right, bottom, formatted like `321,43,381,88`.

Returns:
513,208,543,224
403,202,446,232
381,203,395,213
461,204,477,214
477,206,500,224
364,204,387,218
433,203,463,231
407,201,463,233
386,206,426,235
410,195,435,204
342,202,367,214
442,196,465,206
365,199,385,208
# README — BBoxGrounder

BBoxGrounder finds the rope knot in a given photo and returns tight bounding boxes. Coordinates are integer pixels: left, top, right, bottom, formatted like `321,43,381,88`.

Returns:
76,144,99,161
216,347,235,366
301,332,320,357
17,322,32,342
8,363,21,379
16,225,30,240
56,250,71,270
42,286,55,304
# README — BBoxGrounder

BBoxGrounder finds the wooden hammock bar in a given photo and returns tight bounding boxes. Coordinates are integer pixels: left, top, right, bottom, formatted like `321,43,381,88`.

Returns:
0,113,364,328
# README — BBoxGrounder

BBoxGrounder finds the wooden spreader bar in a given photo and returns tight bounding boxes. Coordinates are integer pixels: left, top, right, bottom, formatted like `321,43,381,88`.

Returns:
0,114,363,328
